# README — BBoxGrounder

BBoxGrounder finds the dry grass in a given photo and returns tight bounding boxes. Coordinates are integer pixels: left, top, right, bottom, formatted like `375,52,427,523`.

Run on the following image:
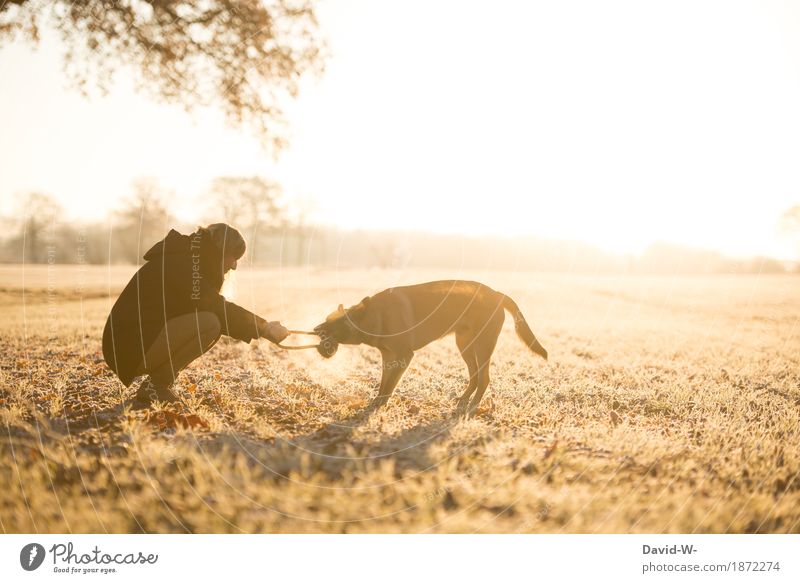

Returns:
1,265,799,533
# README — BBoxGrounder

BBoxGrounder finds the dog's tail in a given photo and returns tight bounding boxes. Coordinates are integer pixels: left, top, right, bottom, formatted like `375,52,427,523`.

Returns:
501,293,548,360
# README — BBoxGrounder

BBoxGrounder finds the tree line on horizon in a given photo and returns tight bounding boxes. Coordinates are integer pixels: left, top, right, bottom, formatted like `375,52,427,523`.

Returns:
1,181,797,275
0,177,315,266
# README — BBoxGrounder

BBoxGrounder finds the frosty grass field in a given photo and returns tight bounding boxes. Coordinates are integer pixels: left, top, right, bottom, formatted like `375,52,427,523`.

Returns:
1,265,798,533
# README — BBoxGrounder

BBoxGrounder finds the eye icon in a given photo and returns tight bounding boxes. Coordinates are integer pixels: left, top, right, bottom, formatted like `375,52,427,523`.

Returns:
20,543,46,571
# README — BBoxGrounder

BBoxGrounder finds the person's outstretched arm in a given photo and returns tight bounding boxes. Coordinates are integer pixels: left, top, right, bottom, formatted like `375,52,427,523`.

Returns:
193,284,288,344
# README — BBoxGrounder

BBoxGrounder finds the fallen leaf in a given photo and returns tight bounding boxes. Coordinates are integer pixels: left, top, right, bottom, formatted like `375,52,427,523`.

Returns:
442,491,458,510
145,410,208,431
609,410,621,426
341,395,366,409
476,404,493,417
182,414,209,430
186,383,197,394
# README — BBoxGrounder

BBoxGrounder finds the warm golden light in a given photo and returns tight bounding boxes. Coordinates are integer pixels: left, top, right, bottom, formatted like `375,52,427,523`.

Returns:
1,0,800,260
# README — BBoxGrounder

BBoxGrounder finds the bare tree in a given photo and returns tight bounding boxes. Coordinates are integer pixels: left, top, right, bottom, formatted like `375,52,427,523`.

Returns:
15,192,62,263
242,191,319,265
112,178,174,263
0,0,325,150
206,176,287,264
285,195,316,265
207,176,285,246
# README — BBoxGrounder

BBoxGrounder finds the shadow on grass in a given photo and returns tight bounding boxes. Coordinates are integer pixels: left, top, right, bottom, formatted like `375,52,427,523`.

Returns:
193,406,461,483
6,369,471,490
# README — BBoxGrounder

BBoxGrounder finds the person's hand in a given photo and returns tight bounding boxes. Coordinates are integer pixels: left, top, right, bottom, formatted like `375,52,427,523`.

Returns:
269,321,290,343
259,320,289,343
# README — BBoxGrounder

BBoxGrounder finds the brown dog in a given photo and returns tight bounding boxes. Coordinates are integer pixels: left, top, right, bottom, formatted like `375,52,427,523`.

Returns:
313,280,548,417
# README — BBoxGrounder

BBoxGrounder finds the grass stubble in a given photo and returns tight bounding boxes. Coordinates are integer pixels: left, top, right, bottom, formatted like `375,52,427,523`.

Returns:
1,266,798,533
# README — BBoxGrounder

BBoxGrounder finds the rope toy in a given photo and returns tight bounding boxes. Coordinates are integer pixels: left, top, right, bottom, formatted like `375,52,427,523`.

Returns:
273,329,321,350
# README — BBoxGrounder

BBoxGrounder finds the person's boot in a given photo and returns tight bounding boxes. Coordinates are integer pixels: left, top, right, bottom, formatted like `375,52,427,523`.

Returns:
133,378,179,408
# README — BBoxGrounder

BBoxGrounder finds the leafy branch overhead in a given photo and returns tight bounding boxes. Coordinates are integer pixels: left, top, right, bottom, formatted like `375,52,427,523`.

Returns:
0,0,325,150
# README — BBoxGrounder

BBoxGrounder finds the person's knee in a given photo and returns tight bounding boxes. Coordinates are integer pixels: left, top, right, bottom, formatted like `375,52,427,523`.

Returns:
197,311,221,348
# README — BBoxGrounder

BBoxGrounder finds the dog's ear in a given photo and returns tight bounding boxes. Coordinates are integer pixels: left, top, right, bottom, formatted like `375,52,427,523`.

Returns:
351,296,381,336
325,304,346,321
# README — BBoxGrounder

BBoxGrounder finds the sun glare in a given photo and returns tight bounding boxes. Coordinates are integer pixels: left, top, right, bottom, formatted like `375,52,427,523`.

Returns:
1,0,799,260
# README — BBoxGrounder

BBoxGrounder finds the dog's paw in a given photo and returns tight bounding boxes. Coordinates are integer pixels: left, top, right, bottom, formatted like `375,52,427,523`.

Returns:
367,395,390,410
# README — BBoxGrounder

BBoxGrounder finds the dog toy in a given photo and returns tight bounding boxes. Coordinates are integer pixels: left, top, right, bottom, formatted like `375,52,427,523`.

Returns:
274,330,321,350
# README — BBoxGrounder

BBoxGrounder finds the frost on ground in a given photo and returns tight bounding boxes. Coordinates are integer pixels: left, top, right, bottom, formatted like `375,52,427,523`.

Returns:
1,267,798,533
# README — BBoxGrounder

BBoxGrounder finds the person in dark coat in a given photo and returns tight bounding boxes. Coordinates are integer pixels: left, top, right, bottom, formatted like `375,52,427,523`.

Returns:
102,223,289,406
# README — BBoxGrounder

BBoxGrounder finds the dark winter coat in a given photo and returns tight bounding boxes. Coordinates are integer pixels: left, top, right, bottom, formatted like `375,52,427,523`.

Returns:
102,228,265,386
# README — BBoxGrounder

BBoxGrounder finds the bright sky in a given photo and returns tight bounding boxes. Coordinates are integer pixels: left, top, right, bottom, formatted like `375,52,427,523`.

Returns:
2,0,800,258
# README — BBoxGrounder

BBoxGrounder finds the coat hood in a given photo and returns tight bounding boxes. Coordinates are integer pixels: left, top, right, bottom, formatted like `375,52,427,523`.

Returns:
142,229,190,261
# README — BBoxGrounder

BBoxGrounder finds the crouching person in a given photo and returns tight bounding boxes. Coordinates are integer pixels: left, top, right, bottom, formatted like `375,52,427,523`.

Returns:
102,223,288,407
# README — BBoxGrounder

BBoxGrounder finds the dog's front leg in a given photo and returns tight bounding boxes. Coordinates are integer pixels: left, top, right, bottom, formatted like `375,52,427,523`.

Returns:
368,349,414,409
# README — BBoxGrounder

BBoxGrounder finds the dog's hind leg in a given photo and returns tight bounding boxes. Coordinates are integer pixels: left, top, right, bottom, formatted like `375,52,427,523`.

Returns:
454,331,479,416
466,346,494,418
466,317,504,418
369,348,414,409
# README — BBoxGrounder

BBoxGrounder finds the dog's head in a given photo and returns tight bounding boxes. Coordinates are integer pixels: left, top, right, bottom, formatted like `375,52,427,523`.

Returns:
313,298,370,358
